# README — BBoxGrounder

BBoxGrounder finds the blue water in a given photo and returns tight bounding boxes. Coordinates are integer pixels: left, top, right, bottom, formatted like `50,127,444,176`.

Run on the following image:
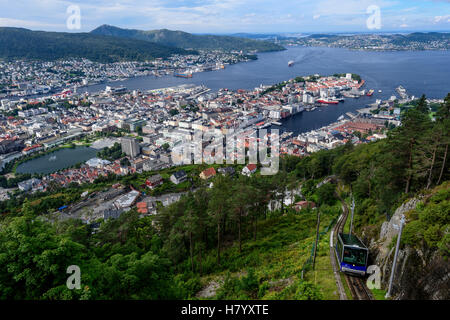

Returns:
79,46,449,135
16,146,98,175
15,47,450,174
83,46,450,99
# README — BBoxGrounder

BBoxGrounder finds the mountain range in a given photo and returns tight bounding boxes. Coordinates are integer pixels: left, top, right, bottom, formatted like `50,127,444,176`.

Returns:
0,27,194,63
0,26,284,63
90,25,285,52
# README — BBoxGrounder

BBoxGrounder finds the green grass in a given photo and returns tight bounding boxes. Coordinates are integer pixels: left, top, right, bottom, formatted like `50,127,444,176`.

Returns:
371,288,387,300
303,233,340,300
195,210,341,300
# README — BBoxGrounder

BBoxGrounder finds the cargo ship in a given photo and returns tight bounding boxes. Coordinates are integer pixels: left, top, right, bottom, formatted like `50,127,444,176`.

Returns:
288,60,295,67
174,73,192,78
367,89,374,96
317,99,339,104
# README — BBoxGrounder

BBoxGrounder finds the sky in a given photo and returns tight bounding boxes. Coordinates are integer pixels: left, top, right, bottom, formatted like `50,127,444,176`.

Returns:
0,0,449,34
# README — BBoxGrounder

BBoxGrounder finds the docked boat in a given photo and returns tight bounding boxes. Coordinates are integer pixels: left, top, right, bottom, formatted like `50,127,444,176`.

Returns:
174,72,193,78
317,99,339,104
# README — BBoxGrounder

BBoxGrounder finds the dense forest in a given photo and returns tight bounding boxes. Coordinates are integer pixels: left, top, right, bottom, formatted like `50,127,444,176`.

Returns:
0,94,448,299
0,27,194,63
90,25,285,52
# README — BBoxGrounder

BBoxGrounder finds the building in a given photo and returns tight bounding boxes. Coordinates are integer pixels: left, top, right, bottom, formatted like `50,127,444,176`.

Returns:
17,178,42,192
146,174,164,189
136,201,157,215
143,159,166,172
86,157,111,168
199,167,216,180
121,137,140,157
242,163,257,176
102,207,124,220
294,201,316,212
218,167,235,176
170,170,187,185
114,190,140,209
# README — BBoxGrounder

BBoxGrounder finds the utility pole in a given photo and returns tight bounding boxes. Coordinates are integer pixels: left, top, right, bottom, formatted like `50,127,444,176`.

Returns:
349,196,355,235
386,215,405,299
312,210,321,270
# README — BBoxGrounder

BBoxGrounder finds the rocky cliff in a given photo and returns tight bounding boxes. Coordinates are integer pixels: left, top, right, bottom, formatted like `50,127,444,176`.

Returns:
364,198,450,299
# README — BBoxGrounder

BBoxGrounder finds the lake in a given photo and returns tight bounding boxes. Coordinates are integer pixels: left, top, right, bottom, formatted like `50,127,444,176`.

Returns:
16,146,98,175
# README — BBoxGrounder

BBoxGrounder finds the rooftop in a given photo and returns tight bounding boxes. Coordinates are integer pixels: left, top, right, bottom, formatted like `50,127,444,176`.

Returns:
339,233,367,249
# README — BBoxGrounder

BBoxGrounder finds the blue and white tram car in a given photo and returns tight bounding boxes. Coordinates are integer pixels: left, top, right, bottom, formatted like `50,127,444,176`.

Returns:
335,233,369,276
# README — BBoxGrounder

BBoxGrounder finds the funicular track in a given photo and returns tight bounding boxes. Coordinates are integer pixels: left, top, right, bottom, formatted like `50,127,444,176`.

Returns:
331,192,374,300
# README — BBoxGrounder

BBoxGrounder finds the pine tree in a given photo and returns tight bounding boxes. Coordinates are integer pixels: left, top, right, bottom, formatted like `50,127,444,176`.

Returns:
416,94,429,114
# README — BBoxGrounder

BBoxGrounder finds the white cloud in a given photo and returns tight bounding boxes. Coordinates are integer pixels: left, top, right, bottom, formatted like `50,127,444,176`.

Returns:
0,17,62,29
0,0,448,33
434,15,450,23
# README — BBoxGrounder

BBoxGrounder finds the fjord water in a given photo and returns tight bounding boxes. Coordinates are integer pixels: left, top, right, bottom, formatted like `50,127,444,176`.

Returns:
83,46,449,134
86,46,450,99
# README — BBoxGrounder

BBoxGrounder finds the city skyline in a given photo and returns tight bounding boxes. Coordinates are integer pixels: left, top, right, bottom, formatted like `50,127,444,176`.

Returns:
0,0,449,34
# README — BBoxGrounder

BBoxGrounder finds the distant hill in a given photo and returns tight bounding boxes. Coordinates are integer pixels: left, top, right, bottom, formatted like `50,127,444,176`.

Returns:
289,32,450,51
0,27,195,63
390,32,450,45
91,25,285,52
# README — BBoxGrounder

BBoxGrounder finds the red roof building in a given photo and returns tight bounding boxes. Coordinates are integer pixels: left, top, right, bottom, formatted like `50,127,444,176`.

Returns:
294,201,316,211
200,167,216,180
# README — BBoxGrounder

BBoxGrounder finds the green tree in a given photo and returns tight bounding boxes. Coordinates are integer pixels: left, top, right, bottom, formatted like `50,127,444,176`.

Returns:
416,94,429,114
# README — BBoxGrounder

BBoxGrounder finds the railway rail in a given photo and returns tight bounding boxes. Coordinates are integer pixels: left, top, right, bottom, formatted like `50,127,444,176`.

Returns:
330,192,374,300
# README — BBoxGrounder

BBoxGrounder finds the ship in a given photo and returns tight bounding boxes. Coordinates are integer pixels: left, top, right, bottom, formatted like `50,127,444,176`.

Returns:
288,60,295,67
396,85,408,98
367,89,374,96
174,73,193,78
317,99,339,104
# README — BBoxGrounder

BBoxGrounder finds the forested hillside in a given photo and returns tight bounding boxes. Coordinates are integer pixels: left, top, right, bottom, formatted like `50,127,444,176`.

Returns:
0,27,194,63
90,25,285,52
0,94,448,299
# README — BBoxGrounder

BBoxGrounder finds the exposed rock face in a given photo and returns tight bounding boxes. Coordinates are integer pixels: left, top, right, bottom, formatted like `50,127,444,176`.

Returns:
367,198,450,300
